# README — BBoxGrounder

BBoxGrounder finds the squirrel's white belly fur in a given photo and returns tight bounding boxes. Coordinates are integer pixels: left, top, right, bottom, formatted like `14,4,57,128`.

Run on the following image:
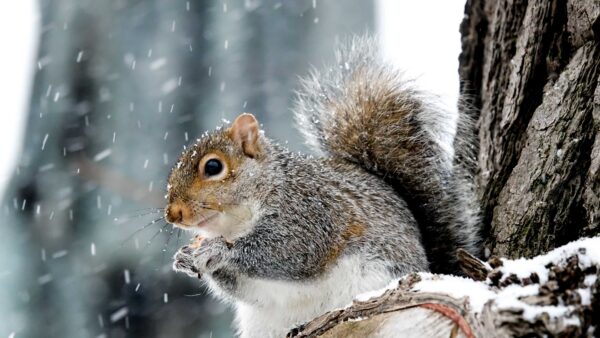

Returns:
205,255,395,338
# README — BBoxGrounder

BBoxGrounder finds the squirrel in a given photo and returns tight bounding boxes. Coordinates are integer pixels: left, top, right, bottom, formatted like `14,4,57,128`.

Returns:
166,36,481,338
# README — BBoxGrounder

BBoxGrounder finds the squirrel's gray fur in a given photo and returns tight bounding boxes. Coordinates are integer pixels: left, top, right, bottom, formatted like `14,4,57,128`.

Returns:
170,36,481,337
293,36,481,273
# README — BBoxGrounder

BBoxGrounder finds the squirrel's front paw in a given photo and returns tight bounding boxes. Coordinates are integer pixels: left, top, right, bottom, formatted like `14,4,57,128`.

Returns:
173,245,200,278
173,237,230,278
193,237,230,272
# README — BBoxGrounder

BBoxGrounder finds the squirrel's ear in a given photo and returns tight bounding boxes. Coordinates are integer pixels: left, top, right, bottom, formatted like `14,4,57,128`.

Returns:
228,113,261,158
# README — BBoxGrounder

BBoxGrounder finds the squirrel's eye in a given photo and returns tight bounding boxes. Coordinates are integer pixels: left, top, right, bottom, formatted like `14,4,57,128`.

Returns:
204,159,223,177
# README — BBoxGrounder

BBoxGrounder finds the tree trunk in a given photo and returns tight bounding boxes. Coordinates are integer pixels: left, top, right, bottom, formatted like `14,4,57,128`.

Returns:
459,0,600,258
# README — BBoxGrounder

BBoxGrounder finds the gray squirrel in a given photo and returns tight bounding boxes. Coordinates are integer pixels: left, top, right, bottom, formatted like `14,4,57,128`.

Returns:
166,36,481,338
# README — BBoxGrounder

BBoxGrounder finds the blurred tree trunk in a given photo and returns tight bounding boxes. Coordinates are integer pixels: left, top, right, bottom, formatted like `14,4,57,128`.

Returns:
0,1,373,337
459,0,600,258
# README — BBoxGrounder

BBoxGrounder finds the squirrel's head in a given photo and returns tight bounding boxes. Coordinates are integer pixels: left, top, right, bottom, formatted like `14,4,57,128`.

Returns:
165,113,264,240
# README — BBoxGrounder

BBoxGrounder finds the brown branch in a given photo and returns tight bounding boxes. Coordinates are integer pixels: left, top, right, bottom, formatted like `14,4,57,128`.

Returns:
290,242,600,338
457,248,490,281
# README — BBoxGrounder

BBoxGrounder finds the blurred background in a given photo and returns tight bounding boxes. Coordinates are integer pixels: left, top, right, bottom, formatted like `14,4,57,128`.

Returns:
0,1,463,337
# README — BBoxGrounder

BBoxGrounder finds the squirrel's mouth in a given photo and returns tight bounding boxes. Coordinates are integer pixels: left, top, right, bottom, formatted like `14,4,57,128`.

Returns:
194,213,219,227
171,212,219,230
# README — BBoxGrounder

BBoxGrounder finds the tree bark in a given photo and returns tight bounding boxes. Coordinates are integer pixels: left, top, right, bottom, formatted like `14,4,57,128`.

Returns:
459,0,600,258
289,244,600,338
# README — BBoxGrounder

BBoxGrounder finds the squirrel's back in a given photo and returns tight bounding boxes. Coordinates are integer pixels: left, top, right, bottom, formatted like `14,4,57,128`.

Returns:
293,36,481,274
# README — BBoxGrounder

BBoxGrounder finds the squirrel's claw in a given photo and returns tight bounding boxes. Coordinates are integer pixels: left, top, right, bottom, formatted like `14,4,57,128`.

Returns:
180,244,194,255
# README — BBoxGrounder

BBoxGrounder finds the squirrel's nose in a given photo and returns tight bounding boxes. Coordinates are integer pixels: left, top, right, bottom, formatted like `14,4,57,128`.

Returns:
166,203,189,224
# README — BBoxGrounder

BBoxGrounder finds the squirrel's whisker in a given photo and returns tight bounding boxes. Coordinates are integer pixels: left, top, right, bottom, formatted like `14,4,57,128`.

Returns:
176,228,183,248
115,209,165,222
183,292,206,297
164,227,175,249
120,216,166,246
142,222,170,250
195,201,248,208
160,227,176,267
127,207,165,213
220,209,246,222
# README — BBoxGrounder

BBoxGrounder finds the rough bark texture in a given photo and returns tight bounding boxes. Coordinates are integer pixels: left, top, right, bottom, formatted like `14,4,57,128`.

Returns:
290,249,600,338
459,0,600,258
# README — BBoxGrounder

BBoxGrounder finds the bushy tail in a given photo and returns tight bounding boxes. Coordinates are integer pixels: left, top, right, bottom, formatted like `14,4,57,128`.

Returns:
293,36,481,274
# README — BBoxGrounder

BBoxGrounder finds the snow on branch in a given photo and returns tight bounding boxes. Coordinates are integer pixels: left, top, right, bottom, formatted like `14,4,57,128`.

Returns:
288,237,600,338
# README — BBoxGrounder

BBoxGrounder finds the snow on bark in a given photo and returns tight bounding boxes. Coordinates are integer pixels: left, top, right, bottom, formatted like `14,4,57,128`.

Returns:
289,237,600,338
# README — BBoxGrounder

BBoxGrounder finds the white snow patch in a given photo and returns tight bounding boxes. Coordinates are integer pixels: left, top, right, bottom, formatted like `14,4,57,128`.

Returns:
354,278,402,303
413,273,496,312
498,237,600,284
578,288,591,306
584,274,597,287
495,293,574,323
347,237,600,328
354,282,393,302
490,283,576,322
